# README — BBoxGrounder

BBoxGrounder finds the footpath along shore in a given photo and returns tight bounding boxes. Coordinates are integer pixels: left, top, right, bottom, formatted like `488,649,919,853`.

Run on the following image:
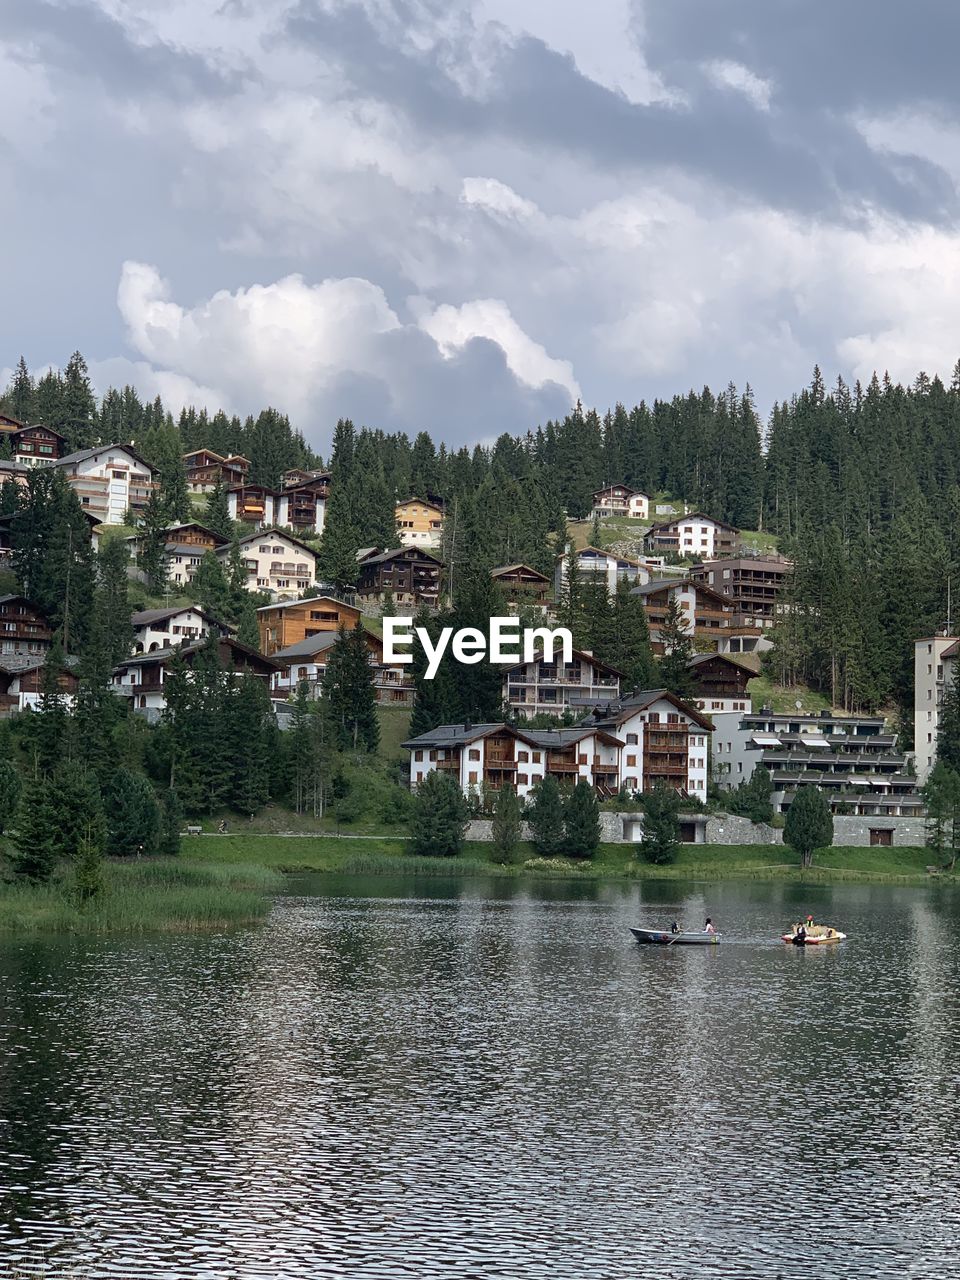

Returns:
183,834,951,885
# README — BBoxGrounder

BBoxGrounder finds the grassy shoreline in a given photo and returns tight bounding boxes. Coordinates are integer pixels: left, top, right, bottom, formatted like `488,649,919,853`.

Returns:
182,834,953,886
0,859,283,935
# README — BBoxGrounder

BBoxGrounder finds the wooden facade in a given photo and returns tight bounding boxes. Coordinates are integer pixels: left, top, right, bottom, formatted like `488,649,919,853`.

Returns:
491,564,552,607
183,451,250,490
257,596,362,656
0,595,54,656
357,547,442,610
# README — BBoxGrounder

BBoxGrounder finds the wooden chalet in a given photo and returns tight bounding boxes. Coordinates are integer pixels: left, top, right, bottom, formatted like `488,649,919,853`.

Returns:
357,546,442,611
281,467,331,491
257,596,362,657
227,481,278,525
0,654,79,715
0,595,54,657
113,636,277,712
0,412,67,467
183,450,250,491
491,563,552,608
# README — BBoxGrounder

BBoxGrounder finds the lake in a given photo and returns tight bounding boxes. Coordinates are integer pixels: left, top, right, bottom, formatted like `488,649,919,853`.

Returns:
1,872,959,1278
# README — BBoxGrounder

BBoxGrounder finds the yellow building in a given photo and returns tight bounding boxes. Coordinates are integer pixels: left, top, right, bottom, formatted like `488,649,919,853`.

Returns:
395,496,443,548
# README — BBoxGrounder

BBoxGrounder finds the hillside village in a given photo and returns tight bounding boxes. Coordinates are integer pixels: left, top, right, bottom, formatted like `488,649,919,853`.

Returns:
3,354,960,872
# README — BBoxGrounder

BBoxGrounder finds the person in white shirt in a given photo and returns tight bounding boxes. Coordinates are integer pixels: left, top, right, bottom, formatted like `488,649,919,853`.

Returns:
704,918,717,934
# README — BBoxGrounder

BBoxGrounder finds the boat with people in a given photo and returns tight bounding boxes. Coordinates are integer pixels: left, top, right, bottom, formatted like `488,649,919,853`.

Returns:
782,916,846,946
630,926,721,946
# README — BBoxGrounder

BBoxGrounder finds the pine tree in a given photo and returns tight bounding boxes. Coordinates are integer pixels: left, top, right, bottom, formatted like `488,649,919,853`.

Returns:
555,542,583,633
28,636,70,776
323,622,379,753
138,488,170,594
527,774,566,856
639,783,681,865
61,351,97,451
227,675,273,816
937,678,960,772
190,551,232,620
491,784,522,864
74,820,106,905
5,357,36,422
105,769,161,857
608,577,656,693
563,779,600,858
783,787,833,869
51,760,103,863
159,788,183,856
408,769,469,857
96,537,134,665
922,762,960,869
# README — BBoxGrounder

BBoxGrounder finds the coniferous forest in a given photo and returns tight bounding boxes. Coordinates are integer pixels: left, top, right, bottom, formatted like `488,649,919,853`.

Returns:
6,353,960,731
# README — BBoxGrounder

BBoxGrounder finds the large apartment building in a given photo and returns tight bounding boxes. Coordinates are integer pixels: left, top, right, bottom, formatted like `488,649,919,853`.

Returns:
689,556,791,632
221,530,317,599
914,633,960,782
630,579,735,651
644,513,739,561
226,478,327,536
716,707,921,821
54,444,157,525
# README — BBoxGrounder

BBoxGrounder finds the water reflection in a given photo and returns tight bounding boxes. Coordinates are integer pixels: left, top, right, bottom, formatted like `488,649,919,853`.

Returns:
0,875,958,1277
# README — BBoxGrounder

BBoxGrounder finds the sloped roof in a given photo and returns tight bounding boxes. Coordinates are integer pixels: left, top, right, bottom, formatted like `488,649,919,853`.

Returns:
130,606,230,629
55,443,156,473
255,594,358,615
360,546,442,566
578,688,714,731
272,620,381,662
225,528,319,557
491,563,550,582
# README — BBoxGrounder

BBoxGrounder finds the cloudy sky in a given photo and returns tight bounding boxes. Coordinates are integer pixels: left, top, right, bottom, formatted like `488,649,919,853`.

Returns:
3,0,960,455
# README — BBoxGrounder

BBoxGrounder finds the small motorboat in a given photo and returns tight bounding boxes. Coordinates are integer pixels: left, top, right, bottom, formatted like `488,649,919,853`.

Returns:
631,927,720,946
782,924,846,946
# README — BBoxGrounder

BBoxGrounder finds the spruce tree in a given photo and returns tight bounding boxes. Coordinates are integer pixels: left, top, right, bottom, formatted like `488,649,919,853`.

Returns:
563,779,600,858
105,769,161,857
96,537,134,665
159,788,183,856
204,478,233,538
139,488,170,594
5,357,36,422
609,578,656,693
408,769,469,857
74,820,106,905
491,784,522,864
227,675,273,815
0,759,22,834
527,774,566,856
657,596,695,698
190,552,232,620
937,678,960,772
51,760,103,863
11,775,60,881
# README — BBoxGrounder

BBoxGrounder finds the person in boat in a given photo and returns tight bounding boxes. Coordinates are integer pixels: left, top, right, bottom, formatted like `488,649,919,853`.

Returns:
704,918,717,934
795,923,807,945
671,921,681,934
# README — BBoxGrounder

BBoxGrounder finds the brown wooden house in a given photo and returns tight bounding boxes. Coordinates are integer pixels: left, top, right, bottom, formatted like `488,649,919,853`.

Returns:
357,547,442,611
183,450,250,491
257,596,362,657
0,413,67,467
491,564,552,609
0,595,54,657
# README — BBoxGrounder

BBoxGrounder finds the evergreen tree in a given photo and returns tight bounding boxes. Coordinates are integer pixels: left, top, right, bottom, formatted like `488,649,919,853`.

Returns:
105,769,161,857
74,820,106,905
608,577,656,693
527,774,566,856
204,479,233,538
937,678,960,772
639,783,681,865
491,783,522,864
0,759,22,834
138,488,170,594
922,762,960,869
408,769,469,857
783,787,833,869
323,622,379,752
11,775,60,881
4,357,36,422
190,551,232,620
29,636,70,775
563,779,600,858
96,537,134,665
159,788,183,856
60,351,97,450
555,542,583,633
51,760,103,863
657,596,695,698
227,675,273,815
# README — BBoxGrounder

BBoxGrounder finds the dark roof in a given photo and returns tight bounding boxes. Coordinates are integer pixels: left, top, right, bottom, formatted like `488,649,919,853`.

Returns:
523,727,624,748
255,594,358,615
273,621,381,662
646,512,740,535
360,546,442,566
501,646,624,679
630,579,735,608
688,651,761,676
130,606,229,629
578,688,715,732
55,443,157,473
491,563,550,582
115,635,277,671
159,521,231,544
0,653,80,675
402,722,516,748
0,594,42,610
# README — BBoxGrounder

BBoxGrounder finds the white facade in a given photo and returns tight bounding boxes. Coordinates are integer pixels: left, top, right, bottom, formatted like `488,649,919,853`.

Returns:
217,533,317,599
914,635,959,783
555,547,652,599
603,699,710,803
56,445,156,525
675,517,727,560
275,490,326,536
131,607,218,654
591,486,651,520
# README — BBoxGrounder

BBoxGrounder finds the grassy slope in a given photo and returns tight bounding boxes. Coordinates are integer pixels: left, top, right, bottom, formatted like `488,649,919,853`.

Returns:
183,834,940,884
0,860,283,935
746,674,831,714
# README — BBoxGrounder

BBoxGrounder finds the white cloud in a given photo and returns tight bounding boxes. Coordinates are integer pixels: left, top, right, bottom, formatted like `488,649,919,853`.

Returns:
703,59,773,111
461,176,539,221
88,356,228,418
418,298,581,399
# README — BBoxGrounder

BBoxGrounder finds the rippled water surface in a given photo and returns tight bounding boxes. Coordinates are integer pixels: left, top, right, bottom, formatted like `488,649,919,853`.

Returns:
1,872,960,1278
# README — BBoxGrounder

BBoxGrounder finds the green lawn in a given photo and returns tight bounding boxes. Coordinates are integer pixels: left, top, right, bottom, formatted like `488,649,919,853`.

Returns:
738,528,780,554
747,675,832,715
182,834,941,884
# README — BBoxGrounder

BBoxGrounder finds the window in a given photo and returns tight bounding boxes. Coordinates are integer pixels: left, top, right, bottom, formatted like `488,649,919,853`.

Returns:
111,470,125,480
517,751,528,762
468,771,478,784
533,752,541,763
626,733,638,745
258,545,270,554
517,774,528,786
414,750,423,762
626,755,636,767
468,749,481,761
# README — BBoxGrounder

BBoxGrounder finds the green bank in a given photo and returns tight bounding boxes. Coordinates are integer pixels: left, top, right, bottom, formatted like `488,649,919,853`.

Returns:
183,834,943,884
0,859,282,934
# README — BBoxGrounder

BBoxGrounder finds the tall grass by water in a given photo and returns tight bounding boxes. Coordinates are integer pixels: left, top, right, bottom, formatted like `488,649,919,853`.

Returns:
0,859,282,935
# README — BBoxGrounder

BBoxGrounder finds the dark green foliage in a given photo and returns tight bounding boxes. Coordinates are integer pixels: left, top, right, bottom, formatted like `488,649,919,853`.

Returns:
11,775,60,881
408,769,469,857
190,551,232,620
783,787,834,869
287,681,332,816
51,761,104,863
105,769,161,858
937,678,960,773
159,789,183,857
204,478,233,539
921,762,960,870
727,765,774,824
605,577,656,692
0,759,22,834
639,784,682,865
657,597,695,698
96,538,135,666
323,622,380,753
491,784,522,864
27,637,70,776
563,779,600,858
527,774,566,856
227,676,274,815
138,488,170,594
74,822,105,905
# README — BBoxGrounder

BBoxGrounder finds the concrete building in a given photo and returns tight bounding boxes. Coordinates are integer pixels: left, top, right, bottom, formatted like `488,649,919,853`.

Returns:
644,513,739,561
502,648,622,719
914,633,960,783
689,555,791,630
218,530,317,599
630,579,736,651
130,606,229,654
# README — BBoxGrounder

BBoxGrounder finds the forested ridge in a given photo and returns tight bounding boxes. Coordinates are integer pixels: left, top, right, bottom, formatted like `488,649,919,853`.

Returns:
7,352,960,723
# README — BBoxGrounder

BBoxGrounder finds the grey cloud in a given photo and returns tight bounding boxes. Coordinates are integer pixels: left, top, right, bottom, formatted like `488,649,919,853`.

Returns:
3,0,236,96
287,0,956,222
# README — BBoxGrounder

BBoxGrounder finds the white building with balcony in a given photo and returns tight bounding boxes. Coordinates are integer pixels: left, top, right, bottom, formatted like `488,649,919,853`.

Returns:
216,529,317,599
502,648,623,719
